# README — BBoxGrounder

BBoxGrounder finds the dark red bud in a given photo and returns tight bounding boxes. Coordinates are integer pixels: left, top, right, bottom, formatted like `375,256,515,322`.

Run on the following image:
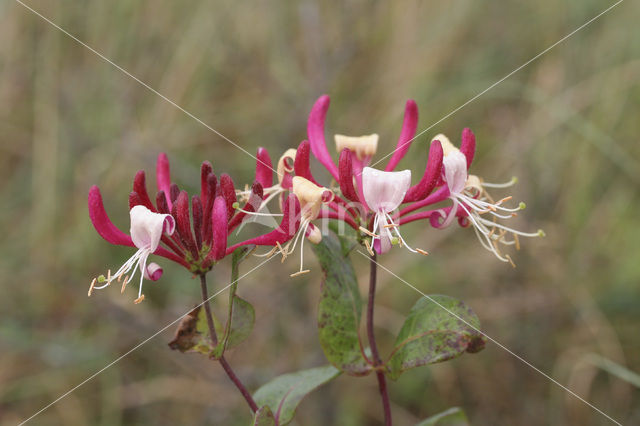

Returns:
460,128,476,170
133,170,156,211
338,149,359,202
128,191,144,210
200,161,213,205
192,195,203,251
174,191,198,259
219,174,237,219
169,183,180,205
156,190,170,214
255,147,273,188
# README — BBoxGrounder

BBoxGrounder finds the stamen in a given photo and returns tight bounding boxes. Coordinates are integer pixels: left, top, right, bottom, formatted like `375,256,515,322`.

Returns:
276,241,287,262
482,176,518,188
505,254,516,268
364,239,375,256
359,226,379,238
88,278,96,297
253,246,278,258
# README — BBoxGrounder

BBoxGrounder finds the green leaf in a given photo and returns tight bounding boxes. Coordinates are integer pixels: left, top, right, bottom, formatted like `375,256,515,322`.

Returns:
388,295,486,379
416,407,469,426
252,405,276,426
312,232,371,376
253,365,341,425
212,247,255,358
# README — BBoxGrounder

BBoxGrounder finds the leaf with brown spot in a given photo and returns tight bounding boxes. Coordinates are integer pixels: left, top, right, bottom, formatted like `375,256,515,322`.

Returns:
387,295,485,380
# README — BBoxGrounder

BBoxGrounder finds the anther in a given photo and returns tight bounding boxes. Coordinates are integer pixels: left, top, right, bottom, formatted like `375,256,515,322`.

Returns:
88,278,96,297
416,248,429,256
505,254,516,268
364,239,375,256
359,226,379,238
134,295,145,304
290,270,310,277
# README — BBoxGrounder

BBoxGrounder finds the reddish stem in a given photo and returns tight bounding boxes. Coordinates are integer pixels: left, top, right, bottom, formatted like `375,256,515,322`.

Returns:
199,274,258,413
367,253,392,425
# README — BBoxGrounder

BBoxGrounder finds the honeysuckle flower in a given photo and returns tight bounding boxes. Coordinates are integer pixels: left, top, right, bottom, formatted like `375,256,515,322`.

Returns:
89,153,302,302
361,167,428,256
304,95,541,262
399,131,544,265
88,205,175,304
304,94,443,254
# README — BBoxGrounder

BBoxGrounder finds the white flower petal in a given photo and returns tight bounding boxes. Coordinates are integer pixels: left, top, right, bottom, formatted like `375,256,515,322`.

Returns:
442,150,468,194
362,167,411,213
129,205,175,251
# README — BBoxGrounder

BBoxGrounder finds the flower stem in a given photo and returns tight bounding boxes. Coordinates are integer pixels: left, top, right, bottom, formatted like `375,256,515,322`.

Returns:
199,274,259,413
367,252,392,426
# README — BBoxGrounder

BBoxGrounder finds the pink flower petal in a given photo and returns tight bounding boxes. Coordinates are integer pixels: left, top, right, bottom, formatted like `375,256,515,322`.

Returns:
130,205,175,252
385,100,419,171
443,150,468,194
308,95,339,180
362,167,412,213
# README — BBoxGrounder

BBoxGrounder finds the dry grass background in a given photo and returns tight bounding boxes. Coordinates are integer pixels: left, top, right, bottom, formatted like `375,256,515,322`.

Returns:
1,1,639,425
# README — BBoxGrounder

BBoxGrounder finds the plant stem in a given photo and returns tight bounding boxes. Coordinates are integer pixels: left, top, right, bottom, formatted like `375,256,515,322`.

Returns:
367,252,392,426
199,274,259,413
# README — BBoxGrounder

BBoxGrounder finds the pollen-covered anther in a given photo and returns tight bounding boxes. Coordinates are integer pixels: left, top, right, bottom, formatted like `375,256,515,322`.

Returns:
88,278,97,297
359,226,379,238
121,276,129,293
364,239,375,256
134,295,145,304
334,134,379,161
290,270,310,278
416,248,429,256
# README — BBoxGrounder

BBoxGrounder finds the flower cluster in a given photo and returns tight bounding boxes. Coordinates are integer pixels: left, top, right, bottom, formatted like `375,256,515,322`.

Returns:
88,153,300,303
252,95,543,265
88,95,542,302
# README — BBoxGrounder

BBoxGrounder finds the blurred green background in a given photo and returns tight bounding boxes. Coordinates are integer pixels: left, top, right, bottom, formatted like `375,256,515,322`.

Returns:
1,1,639,425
